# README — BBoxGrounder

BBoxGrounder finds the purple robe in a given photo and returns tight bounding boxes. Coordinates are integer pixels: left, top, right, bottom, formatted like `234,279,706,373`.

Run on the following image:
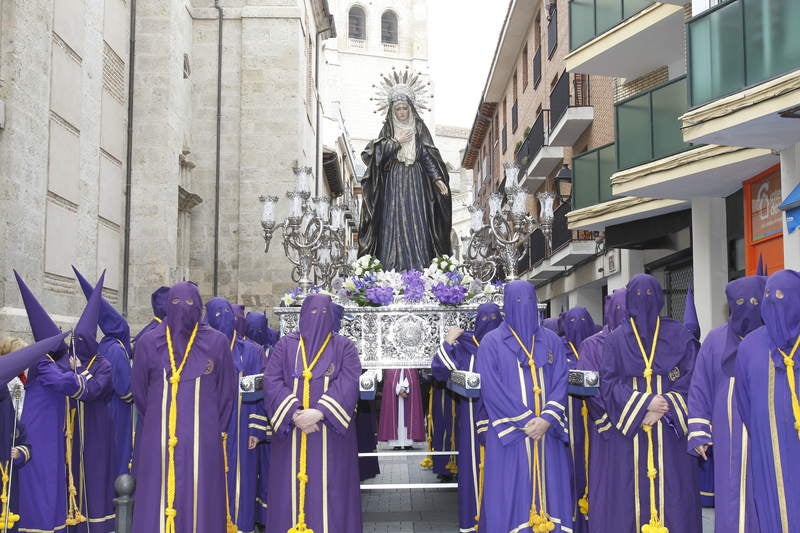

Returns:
430,382,457,474
687,276,765,532
262,294,362,533
377,368,425,443
355,398,380,481
431,302,501,532
67,356,115,533
131,286,169,349
131,283,237,533
476,281,573,533
735,270,800,532
0,388,30,533
561,307,597,533
599,274,701,533
574,289,628,533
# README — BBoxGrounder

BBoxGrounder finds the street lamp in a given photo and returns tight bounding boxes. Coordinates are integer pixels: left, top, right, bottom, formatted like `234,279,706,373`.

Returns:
555,163,573,205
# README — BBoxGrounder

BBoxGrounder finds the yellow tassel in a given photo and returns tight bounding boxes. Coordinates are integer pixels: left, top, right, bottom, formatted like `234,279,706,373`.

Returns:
446,459,458,474
419,454,433,468
578,495,589,516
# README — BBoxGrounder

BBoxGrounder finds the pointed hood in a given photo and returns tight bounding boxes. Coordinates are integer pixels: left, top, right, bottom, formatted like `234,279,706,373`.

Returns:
721,275,766,376
541,318,560,334
0,332,71,387
756,254,766,276
683,286,700,341
625,274,664,345
245,312,269,347
761,270,800,353
151,286,170,320
604,288,628,331
474,302,502,342
503,280,539,344
562,307,597,347
165,282,204,357
205,297,235,343
72,266,131,349
298,294,334,357
232,304,246,336
72,271,105,362
14,270,69,358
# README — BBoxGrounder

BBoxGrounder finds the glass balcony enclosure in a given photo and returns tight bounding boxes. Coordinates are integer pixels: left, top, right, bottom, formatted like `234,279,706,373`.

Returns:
572,143,616,210
569,0,655,50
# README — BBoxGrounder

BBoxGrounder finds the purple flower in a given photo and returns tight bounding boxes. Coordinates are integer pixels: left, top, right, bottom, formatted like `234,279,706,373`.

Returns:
366,286,394,306
431,282,467,306
402,270,426,302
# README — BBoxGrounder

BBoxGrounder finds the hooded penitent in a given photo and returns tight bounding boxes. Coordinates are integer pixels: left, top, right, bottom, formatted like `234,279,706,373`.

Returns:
298,294,335,356
503,280,539,347
245,311,269,346
562,307,597,351
761,270,800,353
206,297,236,342
232,304,246,337
542,317,560,334
604,288,628,331
73,266,131,353
720,276,766,376
0,332,70,387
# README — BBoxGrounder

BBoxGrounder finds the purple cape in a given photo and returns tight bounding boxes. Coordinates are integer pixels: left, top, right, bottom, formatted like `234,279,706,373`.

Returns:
377,368,425,442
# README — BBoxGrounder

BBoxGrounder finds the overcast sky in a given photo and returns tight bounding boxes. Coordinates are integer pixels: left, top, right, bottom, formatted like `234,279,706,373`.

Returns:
429,0,509,129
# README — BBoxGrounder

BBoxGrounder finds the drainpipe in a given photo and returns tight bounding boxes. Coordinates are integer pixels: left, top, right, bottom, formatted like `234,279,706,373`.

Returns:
315,13,335,196
213,0,223,295
122,0,137,316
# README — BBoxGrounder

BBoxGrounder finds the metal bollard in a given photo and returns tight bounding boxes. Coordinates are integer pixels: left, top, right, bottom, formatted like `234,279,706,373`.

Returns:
113,474,135,533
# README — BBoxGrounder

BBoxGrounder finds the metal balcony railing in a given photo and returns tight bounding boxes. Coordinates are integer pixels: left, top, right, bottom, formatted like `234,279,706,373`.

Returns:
550,71,591,129
572,143,616,210
615,76,695,170
514,110,548,176
569,0,656,50
688,0,800,107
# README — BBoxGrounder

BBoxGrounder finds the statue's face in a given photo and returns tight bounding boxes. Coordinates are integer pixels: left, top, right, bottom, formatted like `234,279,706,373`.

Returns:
393,102,410,122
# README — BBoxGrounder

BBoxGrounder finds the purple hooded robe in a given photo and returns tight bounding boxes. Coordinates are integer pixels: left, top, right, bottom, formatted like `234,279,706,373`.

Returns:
206,297,268,533
735,269,800,533
263,295,362,533
14,270,75,533
66,273,116,533
688,276,765,532
475,281,573,533
131,282,237,533
73,266,134,478
432,302,501,532
599,274,701,533
576,289,627,533
560,306,597,533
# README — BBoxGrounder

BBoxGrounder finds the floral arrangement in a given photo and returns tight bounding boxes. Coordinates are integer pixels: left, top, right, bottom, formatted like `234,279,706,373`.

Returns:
280,255,502,308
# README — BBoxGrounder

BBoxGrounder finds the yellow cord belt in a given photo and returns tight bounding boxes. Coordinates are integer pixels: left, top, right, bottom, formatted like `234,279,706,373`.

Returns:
474,444,485,530
509,328,554,533
289,333,332,533
630,317,668,533
221,432,236,533
420,373,435,469
0,460,18,529
446,396,458,474
568,341,591,518
65,354,96,527
779,334,800,440
164,323,199,533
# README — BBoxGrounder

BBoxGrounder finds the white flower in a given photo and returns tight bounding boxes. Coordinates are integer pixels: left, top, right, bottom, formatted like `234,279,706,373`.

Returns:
377,270,403,292
343,279,357,291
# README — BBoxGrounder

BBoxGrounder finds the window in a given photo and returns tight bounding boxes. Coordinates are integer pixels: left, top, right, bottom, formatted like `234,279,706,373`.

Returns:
349,6,366,40
381,11,398,44
513,70,518,102
547,3,558,58
522,44,529,91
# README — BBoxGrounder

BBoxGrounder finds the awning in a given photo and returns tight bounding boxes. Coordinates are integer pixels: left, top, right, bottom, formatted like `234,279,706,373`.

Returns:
605,209,691,250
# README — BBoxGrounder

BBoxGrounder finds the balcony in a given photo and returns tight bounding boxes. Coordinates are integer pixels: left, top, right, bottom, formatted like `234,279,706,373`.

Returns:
682,0,800,149
549,71,594,147
615,76,694,171
566,0,684,79
515,111,565,187
572,143,615,211
549,202,600,266
609,75,780,199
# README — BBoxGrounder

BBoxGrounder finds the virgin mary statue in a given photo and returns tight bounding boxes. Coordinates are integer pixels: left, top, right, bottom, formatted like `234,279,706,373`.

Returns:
358,69,452,272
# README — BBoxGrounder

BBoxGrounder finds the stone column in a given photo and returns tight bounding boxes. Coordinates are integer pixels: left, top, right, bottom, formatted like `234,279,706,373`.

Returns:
781,143,800,270
691,197,728,340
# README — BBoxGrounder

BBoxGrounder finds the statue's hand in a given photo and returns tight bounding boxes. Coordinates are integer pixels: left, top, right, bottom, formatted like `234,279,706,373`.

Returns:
435,180,449,197
395,131,414,144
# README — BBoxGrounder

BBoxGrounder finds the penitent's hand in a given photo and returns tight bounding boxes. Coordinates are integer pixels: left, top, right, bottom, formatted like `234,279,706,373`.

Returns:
435,180,449,196
695,444,711,461
524,417,551,440
445,327,464,345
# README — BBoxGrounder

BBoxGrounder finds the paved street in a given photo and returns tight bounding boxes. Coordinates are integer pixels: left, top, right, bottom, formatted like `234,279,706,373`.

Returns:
361,450,716,533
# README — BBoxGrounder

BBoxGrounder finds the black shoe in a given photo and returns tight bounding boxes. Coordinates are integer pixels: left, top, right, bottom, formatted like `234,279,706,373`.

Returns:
393,446,402,450
403,445,414,450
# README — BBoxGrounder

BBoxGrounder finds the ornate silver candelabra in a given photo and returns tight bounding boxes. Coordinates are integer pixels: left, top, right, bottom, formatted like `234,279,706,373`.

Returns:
259,167,357,295
462,163,555,282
